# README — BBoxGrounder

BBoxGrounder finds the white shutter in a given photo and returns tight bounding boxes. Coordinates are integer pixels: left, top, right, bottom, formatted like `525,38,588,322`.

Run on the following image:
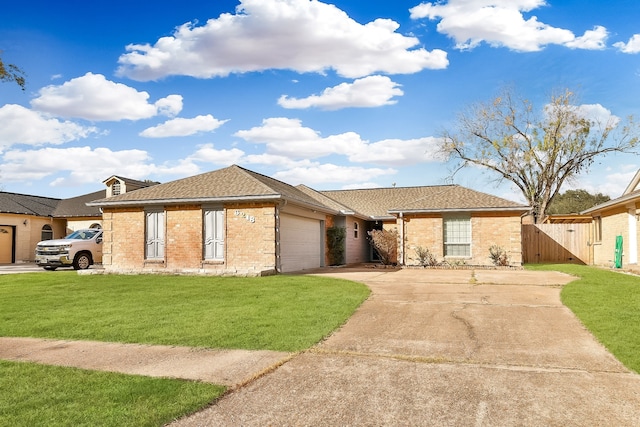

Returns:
204,209,224,260
146,211,165,259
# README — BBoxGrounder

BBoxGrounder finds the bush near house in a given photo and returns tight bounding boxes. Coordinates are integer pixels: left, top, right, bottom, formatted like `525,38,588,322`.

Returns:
368,229,398,265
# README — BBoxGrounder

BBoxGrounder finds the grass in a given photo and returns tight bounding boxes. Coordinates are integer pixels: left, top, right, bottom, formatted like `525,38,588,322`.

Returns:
0,272,369,426
0,272,370,352
526,264,640,373
0,360,224,427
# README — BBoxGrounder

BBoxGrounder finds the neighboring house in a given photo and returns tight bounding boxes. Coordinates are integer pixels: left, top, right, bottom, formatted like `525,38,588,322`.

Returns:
0,192,67,263
88,165,530,276
582,170,640,269
0,176,156,264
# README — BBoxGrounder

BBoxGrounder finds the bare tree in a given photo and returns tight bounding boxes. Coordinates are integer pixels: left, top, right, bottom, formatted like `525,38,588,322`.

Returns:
0,53,26,91
440,88,640,222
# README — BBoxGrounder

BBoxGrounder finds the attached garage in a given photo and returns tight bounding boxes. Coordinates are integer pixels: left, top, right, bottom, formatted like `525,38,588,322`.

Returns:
279,213,324,273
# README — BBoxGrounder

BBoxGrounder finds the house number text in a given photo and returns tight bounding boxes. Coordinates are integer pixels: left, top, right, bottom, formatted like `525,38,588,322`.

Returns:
234,210,256,223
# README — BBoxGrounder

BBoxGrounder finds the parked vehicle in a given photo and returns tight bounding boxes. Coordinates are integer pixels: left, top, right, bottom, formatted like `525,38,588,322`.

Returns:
35,229,103,270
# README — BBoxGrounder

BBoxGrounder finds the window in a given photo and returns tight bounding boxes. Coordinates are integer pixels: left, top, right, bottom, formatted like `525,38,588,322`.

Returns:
354,222,359,239
112,181,121,196
41,225,53,241
443,216,471,257
594,216,602,243
145,210,165,260
204,209,224,260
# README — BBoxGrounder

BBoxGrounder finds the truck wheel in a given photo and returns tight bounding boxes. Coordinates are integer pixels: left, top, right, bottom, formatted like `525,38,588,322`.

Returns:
43,266,57,271
73,252,92,270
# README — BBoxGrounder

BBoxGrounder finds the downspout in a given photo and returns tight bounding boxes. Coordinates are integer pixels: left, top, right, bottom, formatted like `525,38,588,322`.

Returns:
275,200,287,273
628,205,638,264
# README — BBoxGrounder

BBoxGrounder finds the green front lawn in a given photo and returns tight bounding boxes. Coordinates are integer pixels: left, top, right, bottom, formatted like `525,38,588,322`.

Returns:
0,361,224,427
0,272,370,426
527,264,640,373
0,272,370,352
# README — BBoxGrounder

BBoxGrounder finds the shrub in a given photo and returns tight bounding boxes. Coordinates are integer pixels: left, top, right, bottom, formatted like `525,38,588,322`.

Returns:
326,227,346,265
368,229,398,265
414,246,439,267
489,245,509,266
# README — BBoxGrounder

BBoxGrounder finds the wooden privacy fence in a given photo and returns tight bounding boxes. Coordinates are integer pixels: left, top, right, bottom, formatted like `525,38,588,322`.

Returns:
522,223,590,264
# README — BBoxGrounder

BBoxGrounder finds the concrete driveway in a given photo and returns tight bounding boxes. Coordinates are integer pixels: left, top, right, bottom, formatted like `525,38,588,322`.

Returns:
174,268,640,426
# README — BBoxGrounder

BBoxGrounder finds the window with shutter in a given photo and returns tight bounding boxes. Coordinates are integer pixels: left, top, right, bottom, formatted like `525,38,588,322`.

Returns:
145,210,165,259
204,209,224,260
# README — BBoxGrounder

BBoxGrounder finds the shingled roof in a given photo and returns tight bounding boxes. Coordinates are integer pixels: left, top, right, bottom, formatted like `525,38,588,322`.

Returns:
321,185,528,219
88,165,337,213
0,192,60,216
52,190,104,218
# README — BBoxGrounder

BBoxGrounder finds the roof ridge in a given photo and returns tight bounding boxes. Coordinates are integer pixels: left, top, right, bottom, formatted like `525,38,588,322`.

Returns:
321,184,456,193
232,165,288,195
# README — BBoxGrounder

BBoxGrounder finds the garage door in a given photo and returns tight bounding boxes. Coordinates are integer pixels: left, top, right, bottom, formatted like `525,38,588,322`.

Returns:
279,214,322,273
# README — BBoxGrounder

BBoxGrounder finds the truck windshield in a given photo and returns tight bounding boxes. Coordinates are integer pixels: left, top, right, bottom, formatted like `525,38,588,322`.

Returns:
66,230,100,240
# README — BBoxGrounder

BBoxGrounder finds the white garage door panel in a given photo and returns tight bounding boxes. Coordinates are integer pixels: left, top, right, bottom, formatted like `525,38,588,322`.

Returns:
280,214,322,273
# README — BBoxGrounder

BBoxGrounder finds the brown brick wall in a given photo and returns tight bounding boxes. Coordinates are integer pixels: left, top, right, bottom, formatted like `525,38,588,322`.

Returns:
103,203,278,275
166,205,202,270
224,203,277,274
102,207,145,270
402,212,522,266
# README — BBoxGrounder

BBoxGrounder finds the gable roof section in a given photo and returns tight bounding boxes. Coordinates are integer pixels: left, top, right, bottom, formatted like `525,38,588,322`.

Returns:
321,185,528,219
0,192,61,216
583,169,640,215
53,190,104,218
295,185,358,216
88,165,336,213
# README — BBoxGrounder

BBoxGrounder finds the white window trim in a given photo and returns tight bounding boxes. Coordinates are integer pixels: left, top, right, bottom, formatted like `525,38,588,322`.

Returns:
443,215,472,258
203,208,225,261
145,209,165,260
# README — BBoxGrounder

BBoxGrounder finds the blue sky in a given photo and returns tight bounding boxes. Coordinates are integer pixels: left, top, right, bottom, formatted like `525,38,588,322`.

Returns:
1,0,640,202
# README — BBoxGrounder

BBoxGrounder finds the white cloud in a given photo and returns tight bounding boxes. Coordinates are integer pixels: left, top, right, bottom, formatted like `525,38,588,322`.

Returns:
117,0,448,81
31,72,183,121
0,104,98,150
0,146,202,187
278,75,404,110
234,117,441,165
614,34,640,53
565,26,608,50
410,0,606,52
187,143,245,164
140,115,229,138
575,103,619,126
273,163,397,185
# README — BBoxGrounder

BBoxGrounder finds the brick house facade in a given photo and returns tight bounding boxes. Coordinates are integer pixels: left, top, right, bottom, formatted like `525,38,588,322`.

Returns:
89,165,530,275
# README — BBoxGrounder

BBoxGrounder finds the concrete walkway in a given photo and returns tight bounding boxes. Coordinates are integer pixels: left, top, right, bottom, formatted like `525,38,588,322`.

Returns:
3,268,640,425
173,268,640,426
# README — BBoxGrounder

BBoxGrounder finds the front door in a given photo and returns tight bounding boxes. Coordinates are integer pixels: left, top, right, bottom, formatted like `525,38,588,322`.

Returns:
0,226,15,263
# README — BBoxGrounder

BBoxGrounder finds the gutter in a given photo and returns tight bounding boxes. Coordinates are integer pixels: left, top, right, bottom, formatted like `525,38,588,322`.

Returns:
388,206,531,214
88,193,339,216
581,191,640,215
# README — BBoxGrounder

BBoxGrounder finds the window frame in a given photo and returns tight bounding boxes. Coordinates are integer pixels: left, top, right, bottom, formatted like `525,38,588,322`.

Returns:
41,224,53,241
145,209,165,260
593,216,602,243
203,208,225,261
443,215,472,258
354,221,359,239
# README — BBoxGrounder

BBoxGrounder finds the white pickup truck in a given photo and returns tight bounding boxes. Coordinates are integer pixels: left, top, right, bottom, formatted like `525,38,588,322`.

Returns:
35,229,103,271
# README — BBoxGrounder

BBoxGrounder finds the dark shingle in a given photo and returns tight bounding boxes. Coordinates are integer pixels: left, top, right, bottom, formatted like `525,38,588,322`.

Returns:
0,192,60,216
